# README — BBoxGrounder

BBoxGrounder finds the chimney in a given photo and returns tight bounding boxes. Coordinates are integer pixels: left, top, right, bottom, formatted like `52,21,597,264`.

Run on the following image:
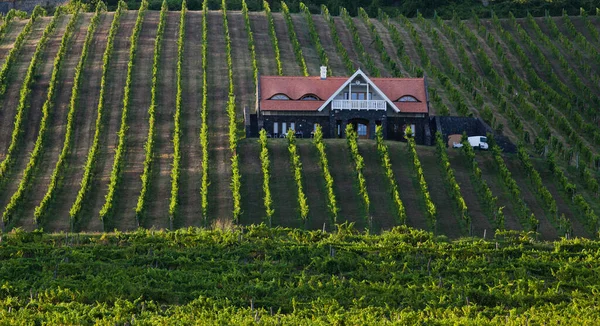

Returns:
320,66,327,80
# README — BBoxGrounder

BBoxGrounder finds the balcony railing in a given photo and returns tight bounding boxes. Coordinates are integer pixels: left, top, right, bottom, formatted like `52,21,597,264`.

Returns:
332,100,386,111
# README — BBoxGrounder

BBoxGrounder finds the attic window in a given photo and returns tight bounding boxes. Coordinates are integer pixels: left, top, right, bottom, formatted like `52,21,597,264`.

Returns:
397,95,419,102
300,94,320,101
270,93,290,100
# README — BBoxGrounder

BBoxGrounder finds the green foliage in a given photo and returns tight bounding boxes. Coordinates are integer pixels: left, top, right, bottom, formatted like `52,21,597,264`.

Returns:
299,2,329,74
281,1,308,76
263,0,282,75
35,3,105,225
405,126,436,231
99,0,148,224
321,5,353,74
259,129,274,224
200,0,209,222
2,9,75,225
377,10,423,77
358,8,401,77
0,8,61,190
286,130,309,221
375,126,406,225
313,125,338,223
169,0,186,223
340,7,379,77
345,124,370,224
241,0,258,89
69,1,126,223
135,0,167,226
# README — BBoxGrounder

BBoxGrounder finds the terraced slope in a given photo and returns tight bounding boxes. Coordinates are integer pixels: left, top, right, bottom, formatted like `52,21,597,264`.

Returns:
1,7,598,240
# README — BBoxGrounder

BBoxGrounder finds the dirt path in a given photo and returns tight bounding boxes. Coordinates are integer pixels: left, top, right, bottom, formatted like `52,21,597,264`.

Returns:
352,17,391,77
206,11,232,225
0,16,68,226
249,12,276,76
144,11,178,230
228,12,254,120
297,140,330,230
0,19,49,159
448,150,494,239
311,15,346,76
82,11,136,232
268,139,301,228
359,141,398,232
272,12,301,76
387,141,428,231
291,13,319,75
0,19,27,64
16,14,91,231
111,11,158,231
177,10,202,228
238,139,263,225
47,13,112,233
417,147,464,238
332,17,361,71
324,139,365,229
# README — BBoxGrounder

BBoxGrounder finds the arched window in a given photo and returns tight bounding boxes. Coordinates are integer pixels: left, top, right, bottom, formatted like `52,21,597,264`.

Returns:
270,93,291,100
397,95,419,102
300,94,320,101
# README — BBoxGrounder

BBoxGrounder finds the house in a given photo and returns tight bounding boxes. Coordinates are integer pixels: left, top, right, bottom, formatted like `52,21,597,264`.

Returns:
248,67,432,144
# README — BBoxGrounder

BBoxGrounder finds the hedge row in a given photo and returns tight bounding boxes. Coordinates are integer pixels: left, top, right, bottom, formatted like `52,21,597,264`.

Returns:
241,0,258,89
345,124,370,224
2,8,75,225
69,1,125,223
259,129,274,224
35,3,105,225
199,0,209,221
0,6,45,96
460,134,504,230
313,125,338,224
299,2,329,75
405,126,436,231
99,0,148,223
339,7,379,77
0,7,57,187
169,0,186,224
263,1,282,75
375,126,406,225
321,5,353,74
286,130,309,221
135,0,167,226
434,132,470,233
281,1,308,76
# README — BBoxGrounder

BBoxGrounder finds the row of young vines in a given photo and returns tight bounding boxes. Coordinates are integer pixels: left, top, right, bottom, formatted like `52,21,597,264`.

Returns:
258,129,274,225
345,124,370,225
374,126,406,225
199,0,209,221
313,125,338,224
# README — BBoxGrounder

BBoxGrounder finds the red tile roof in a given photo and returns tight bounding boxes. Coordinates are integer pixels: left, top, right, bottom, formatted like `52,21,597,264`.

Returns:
259,75,428,113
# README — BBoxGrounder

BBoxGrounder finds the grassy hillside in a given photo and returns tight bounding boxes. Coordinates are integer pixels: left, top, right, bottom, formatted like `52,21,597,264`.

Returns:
0,3,598,240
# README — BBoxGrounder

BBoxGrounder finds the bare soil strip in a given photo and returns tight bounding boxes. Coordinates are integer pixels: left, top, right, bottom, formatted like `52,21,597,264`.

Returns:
238,139,263,225
352,17,391,77
311,15,345,76
297,140,330,230
249,12,276,76
16,14,91,231
228,12,254,120
0,19,49,158
268,139,301,228
387,142,428,231
111,11,158,231
0,19,27,64
324,140,365,229
332,17,361,72
82,11,136,232
0,16,68,223
145,11,178,230
206,11,232,225
291,14,319,75
358,141,397,232
47,13,112,232
177,10,202,228
271,13,301,76
448,150,494,239
417,147,464,238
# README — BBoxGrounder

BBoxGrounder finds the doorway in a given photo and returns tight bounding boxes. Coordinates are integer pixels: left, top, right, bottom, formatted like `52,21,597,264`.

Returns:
349,118,370,139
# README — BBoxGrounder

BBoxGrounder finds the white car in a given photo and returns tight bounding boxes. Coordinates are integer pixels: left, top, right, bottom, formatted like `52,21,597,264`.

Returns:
452,136,489,150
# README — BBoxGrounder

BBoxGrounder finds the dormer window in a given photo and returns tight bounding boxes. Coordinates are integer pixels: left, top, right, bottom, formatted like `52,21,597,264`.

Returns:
397,95,419,102
270,93,290,100
300,94,320,101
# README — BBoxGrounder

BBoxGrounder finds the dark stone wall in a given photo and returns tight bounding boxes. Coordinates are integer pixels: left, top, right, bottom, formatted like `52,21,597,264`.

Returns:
261,115,330,138
433,116,516,152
